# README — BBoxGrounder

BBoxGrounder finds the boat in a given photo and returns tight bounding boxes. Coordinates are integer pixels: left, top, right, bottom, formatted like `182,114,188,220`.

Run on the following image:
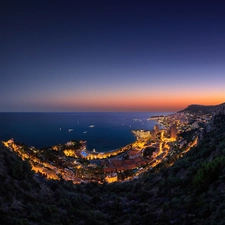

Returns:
89,125,95,128
83,131,87,133
68,129,73,132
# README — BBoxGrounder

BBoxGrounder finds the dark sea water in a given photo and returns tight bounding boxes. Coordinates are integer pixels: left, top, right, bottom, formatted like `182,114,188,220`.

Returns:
0,112,172,152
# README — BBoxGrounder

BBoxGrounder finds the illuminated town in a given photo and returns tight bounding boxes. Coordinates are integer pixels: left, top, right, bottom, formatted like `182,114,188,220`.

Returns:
2,111,212,184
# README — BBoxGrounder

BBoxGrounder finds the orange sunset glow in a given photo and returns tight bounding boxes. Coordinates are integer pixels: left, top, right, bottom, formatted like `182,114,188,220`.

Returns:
0,0,224,112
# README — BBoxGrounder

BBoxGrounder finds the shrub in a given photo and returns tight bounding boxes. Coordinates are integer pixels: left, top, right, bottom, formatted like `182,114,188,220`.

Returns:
193,156,225,193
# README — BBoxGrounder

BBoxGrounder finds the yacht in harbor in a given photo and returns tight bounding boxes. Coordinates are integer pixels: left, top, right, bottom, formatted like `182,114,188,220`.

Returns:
89,125,95,128
68,129,73,132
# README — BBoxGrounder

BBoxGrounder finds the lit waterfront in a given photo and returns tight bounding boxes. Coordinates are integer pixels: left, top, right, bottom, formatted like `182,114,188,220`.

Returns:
2,109,211,183
0,112,163,151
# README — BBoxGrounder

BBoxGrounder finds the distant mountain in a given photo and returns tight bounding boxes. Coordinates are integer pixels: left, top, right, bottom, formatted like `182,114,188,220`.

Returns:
178,103,225,114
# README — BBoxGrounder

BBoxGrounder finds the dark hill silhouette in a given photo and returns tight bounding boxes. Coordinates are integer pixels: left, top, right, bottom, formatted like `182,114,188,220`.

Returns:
178,104,218,114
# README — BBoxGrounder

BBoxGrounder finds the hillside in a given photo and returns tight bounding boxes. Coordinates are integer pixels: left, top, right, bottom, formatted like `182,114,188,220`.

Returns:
1,105,225,224
178,102,225,114
178,104,218,114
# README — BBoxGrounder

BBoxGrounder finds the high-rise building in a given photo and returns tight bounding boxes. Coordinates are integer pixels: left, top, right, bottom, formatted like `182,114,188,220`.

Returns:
154,125,159,132
170,124,177,139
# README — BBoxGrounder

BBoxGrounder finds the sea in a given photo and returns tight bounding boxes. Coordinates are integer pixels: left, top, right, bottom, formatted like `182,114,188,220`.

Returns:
0,112,172,152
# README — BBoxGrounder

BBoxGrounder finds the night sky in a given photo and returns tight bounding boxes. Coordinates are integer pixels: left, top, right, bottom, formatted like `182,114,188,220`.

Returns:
1,0,225,112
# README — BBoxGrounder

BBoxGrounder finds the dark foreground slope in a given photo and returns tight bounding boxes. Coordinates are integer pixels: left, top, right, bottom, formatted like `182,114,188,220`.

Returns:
1,112,225,224
0,143,111,225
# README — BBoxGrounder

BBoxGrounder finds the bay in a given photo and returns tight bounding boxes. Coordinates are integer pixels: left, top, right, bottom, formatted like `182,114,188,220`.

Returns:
0,112,172,152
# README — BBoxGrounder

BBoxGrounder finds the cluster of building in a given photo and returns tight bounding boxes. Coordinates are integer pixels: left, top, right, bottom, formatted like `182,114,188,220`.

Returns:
132,123,177,142
101,156,148,174
2,110,213,184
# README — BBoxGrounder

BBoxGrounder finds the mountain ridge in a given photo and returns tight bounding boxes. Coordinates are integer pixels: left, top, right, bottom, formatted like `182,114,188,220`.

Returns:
178,102,225,114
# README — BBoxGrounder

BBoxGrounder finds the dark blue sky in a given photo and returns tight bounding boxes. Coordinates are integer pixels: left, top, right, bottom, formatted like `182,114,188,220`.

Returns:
1,0,225,112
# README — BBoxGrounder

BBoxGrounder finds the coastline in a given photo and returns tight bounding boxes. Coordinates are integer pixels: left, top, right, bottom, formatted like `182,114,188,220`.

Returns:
2,106,214,184
0,112,161,151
